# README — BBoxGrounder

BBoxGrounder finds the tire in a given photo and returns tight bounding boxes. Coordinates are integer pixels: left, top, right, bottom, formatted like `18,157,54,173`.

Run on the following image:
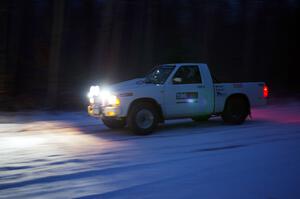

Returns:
127,102,158,135
192,115,210,122
102,117,126,129
222,96,249,124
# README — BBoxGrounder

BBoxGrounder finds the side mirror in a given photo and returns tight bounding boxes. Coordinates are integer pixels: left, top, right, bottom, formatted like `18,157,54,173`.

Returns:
173,77,182,84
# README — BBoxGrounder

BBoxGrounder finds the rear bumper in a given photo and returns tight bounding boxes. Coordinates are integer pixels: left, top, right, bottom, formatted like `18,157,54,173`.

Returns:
88,104,121,117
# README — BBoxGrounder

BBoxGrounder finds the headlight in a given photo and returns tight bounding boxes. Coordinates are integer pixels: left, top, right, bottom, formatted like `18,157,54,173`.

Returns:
89,97,95,104
87,86,120,106
100,89,120,106
108,95,120,106
87,86,100,98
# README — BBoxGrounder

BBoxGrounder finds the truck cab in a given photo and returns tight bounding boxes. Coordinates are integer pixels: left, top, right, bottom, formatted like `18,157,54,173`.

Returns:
162,64,214,118
87,63,268,135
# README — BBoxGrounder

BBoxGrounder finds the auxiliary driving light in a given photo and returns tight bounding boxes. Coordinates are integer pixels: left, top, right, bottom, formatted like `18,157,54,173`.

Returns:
87,86,120,106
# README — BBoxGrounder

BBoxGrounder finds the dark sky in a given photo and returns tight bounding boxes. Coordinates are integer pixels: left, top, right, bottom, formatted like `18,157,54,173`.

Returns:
0,0,299,109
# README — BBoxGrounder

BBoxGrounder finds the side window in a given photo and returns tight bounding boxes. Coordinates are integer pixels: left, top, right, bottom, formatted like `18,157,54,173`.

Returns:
172,65,202,84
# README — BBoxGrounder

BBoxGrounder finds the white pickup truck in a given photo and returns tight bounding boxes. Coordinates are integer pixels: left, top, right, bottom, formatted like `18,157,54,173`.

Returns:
87,63,268,135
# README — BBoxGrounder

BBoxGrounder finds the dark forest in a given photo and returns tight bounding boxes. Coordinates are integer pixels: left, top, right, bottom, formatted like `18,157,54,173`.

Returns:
0,0,299,110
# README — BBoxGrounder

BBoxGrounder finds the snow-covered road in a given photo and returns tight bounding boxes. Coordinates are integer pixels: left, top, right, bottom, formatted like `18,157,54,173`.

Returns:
1,101,300,199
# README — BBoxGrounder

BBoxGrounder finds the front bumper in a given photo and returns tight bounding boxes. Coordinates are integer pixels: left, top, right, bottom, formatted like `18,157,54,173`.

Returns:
88,104,121,117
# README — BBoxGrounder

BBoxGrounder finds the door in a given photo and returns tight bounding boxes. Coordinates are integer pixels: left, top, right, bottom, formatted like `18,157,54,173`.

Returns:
164,65,212,118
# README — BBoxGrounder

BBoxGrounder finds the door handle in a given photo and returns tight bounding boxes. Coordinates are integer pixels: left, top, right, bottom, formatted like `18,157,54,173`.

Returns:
197,85,205,88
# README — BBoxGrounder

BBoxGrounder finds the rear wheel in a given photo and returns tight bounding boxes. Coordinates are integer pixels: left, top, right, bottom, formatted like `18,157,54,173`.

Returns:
102,117,126,129
222,96,249,124
128,102,158,135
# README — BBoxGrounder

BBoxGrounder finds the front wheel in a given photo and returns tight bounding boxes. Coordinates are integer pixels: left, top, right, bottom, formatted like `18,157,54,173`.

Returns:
127,103,158,135
222,96,249,124
102,117,126,129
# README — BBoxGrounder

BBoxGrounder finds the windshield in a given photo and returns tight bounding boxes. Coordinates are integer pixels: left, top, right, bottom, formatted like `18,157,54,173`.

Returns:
144,65,175,84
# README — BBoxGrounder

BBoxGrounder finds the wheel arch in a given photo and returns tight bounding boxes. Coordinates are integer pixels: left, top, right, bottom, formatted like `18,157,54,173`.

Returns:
223,93,251,115
127,98,164,122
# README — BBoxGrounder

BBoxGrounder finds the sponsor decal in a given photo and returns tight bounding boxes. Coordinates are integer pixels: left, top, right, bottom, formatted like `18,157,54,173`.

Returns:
176,92,198,103
118,92,133,97
176,92,198,100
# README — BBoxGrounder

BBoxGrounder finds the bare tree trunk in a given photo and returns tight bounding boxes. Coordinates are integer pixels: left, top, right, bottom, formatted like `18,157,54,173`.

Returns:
0,0,9,96
92,0,115,81
3,0,25,108
142,0,155,69
126,1,145,75
47,0,64,108
105,1,125,81
201,1,217,61
241,0,257,80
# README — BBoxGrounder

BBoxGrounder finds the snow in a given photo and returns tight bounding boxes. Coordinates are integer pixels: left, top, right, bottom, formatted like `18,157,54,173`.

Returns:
0,100,300,199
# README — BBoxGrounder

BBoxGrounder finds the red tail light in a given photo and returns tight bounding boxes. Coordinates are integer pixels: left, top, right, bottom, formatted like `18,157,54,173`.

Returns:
263,84,269,98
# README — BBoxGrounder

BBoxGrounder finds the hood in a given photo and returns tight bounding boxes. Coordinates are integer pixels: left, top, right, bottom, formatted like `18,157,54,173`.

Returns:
109,78,146,92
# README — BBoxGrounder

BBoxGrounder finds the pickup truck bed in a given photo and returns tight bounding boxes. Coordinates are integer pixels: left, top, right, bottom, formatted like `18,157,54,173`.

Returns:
214,82,267,113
